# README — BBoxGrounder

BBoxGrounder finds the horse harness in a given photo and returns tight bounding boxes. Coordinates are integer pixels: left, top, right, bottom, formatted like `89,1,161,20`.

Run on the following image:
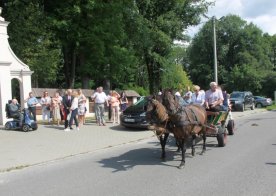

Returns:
170,106,202,134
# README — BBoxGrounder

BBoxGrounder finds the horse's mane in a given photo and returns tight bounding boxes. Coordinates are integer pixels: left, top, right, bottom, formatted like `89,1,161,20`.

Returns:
162,90,179,115
152,99,169,123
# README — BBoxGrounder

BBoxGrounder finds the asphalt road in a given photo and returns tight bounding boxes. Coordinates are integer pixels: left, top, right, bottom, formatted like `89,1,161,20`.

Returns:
0,111,276,196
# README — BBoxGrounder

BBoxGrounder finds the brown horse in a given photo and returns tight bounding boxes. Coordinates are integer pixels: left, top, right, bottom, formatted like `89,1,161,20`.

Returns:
147,92,207,169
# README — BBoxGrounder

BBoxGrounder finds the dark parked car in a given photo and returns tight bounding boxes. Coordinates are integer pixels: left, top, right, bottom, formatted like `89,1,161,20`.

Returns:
254,96,272,108
120,97,150,129
230,91,255,112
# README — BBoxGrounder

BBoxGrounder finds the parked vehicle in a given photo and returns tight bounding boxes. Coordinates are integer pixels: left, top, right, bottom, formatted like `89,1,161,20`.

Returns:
254,96,272,108
120,97,150,129
230,91,255,112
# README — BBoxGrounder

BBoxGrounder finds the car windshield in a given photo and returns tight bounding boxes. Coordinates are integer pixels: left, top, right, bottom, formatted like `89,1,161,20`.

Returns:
133,97,147,107
230,93,244,99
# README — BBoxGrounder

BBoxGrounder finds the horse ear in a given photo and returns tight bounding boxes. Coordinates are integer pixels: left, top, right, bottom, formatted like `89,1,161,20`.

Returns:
152,95,156,100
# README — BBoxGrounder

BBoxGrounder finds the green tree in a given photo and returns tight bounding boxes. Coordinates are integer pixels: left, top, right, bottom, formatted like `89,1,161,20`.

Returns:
188,15,274,94
3,0,61,88
126,0,210,93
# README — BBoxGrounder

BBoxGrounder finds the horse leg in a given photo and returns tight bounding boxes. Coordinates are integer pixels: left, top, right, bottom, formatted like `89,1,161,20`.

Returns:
178,139,186,169
160,132,169,160
191,134,196,156
176,139,181,152
200,132,207,155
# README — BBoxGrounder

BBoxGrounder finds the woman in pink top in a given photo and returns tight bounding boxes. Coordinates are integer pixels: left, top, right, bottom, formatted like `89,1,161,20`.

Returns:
110,91,120,125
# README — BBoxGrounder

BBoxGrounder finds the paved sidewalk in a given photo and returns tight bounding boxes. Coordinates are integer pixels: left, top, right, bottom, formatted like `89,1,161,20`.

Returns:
0,109,267,173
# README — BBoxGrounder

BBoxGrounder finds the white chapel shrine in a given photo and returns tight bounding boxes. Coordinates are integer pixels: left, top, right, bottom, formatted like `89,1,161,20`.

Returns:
0,7,33,125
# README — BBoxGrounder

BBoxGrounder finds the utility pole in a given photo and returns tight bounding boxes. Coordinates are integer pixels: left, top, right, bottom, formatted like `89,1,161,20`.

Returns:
212,16,218,84
273,47,276,71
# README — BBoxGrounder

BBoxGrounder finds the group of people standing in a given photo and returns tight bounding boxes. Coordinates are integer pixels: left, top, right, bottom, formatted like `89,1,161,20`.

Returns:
174,81,229,112
39,89,87,131
32,87,129,131
91,87,128,126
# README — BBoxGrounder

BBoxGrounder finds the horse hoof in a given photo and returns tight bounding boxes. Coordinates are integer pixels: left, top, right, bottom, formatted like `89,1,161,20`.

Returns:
178,162,185,169
200,150,206,155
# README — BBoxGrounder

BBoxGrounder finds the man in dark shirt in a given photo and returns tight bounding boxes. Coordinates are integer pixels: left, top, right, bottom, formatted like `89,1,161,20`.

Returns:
62,89,73,129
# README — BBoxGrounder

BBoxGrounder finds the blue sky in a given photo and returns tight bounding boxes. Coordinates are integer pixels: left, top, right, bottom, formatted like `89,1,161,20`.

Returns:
187,0,276,37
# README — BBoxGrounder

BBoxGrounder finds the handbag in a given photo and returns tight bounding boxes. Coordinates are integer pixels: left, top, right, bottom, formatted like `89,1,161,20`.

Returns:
67,112,71,120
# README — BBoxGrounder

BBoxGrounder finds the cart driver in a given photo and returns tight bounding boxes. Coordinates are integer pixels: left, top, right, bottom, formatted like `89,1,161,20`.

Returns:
8,99,23,126
205,82,224,112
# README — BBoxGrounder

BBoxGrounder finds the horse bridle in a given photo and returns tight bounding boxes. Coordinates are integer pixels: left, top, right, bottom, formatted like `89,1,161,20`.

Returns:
150,99,169,138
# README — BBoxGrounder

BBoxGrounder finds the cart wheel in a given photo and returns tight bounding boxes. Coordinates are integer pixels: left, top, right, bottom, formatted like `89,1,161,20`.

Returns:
217,127,227,147
227,120,235,135
5,122,11,130
22,124,30,132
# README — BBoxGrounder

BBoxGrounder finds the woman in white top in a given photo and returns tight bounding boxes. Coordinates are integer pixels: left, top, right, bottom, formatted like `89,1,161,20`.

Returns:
191,85,205,106
66,91,79,131
77,89,86,127
40,91,51,124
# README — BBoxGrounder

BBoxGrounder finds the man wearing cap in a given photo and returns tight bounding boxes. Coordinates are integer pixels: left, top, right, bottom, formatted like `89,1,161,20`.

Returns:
205,82,224,112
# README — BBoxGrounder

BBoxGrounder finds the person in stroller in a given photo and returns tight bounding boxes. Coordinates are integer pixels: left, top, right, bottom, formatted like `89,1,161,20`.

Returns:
6,99,23,126
5,99,38,131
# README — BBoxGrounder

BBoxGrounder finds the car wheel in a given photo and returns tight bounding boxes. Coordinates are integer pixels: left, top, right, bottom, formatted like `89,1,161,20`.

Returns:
251,103,255,110
241,104,245,112
256,103,262,108
22,124,30,132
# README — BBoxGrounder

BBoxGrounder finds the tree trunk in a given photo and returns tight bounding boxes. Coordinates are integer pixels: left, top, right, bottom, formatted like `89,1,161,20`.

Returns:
82,76,90,89
63,46,70,88
69,49,76,88
145,54,155,94
103,79,111,91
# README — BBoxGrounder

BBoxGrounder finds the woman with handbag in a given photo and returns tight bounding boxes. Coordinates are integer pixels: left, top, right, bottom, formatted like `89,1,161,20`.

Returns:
51,92,61,126
40,91,51,124
77,89,86,127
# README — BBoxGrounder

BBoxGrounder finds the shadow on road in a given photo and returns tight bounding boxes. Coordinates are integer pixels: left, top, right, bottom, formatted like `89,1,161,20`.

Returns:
98,137,213,172
109,125,148,132
98,147,188,172
265,162,276,166
43,125,65,130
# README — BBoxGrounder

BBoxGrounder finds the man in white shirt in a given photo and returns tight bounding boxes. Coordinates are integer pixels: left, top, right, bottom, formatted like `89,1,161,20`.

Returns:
205,82,224,112
91,86,109,126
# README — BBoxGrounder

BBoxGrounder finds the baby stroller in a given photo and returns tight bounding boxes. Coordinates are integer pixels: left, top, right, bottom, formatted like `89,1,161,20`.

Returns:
5,101,38,132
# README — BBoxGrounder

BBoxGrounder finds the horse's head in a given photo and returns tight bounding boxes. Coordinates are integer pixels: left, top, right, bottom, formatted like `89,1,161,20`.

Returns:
162,90,179,115
146,97,168,125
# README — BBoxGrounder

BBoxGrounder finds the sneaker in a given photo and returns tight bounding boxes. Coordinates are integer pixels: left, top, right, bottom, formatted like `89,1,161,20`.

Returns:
64,128,70,132
70,127,74,130
76,127,80,131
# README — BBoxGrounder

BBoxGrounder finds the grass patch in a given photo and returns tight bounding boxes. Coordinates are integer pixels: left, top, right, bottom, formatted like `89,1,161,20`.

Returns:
266,104,276,111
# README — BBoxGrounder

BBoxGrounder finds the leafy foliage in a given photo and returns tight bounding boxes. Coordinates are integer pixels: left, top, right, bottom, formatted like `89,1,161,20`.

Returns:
2,0,209,93
187,15,275,96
